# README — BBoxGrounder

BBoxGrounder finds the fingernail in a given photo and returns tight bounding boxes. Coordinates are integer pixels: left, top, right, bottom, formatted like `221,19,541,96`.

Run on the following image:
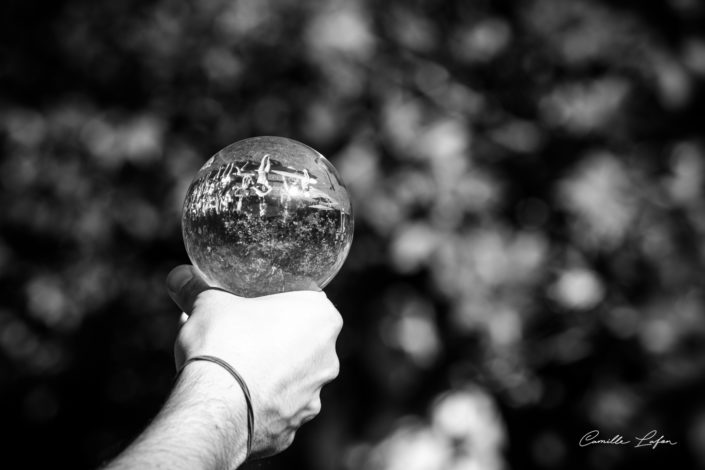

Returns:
167,267,193,294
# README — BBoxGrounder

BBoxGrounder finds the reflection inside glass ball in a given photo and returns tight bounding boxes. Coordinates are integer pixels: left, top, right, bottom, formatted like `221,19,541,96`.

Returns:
182,136,354,297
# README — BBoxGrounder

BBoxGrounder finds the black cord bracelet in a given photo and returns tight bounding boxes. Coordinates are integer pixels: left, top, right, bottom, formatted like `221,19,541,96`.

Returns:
176,355,255,460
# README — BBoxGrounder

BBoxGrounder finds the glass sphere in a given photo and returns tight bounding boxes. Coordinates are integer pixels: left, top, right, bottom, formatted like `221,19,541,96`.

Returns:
182,136,354,297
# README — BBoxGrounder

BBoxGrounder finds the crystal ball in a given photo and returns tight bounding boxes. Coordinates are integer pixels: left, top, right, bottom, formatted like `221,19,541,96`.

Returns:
182,136,354,297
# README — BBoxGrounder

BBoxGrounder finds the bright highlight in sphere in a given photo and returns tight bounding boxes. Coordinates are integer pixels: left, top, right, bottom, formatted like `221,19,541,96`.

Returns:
182,136,354,297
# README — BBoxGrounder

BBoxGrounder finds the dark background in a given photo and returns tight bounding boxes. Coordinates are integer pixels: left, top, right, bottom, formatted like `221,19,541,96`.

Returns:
2,0,705,468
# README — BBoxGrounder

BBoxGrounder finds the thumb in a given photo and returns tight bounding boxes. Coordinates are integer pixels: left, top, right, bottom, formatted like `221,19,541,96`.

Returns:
166,265,211,314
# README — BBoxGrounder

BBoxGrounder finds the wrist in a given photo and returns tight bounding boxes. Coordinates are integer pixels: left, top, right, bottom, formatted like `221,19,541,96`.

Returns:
174,360,249,468
106,360,249,470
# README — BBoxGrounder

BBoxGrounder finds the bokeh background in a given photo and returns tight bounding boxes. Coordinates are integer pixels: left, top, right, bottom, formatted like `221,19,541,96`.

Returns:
2,0,705,468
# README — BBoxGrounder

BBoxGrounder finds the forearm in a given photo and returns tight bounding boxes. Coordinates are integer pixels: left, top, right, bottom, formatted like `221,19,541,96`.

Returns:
105,362,248,470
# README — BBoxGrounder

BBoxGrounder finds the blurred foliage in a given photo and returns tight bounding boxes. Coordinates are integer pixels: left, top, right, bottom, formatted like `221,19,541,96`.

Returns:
2,0,705,468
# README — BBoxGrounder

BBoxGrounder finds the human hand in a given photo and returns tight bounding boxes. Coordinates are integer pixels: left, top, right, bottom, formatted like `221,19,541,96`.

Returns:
166,265,342,459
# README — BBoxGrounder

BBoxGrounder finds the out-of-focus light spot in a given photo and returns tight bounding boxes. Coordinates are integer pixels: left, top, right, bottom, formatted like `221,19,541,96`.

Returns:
316,54,367,97
487,308,522,347
390,169,436,210
202,47,242,84
386,7,437,53
337,141,380,196
0,151,39,190
361,389,506,470
368,420,452,470
344,443,373,470
549,328,593,363
380,289,440,367
437,169,502,222
124,6,184,62
81,113,164,167
384,97,471,169
640,318,677,354
122,115,164,162
448,457,487,470
47,102,93,136
557,153,636,247
216,0,273,39
4,109,47,147
306,3,375,59
70,263,116,312
382,93,424,155
540,79,629,134
641,225,675,260
433,228,547,344
524,0,645,66
0,314,38,359
461,230,546,288
422,119,469,171
414,62,449,95
514,232,549,277
669,0,703,15
634,294,705,361
500,367,544,407
75,199,112,244
451,19,511,63
365,191,406,236
452,295,491,333
433,389,503,441
651,54,692,109
665,142,703,205
489,119,543,153
682,38,705,76
302,100,341,143
114,197,161,241
473,233,511,286
431,83,485,118
550,268,604,310
26,276,79,331
0,313,65,373
602,307,639,339
432,388,506,467
587,385,639,428
674,292,705,330
390,224,438,273
385,314,440,367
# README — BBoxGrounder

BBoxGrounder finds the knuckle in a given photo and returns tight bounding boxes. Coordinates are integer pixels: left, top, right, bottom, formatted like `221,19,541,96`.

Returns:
333,311,344,331
329,357,341,379
277,432,296,453
327,309,343,335
310,398,322,415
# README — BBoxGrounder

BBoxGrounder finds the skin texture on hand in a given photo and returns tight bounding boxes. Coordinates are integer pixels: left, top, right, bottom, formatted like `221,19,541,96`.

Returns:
168,265,343,461
104,352,249,470
104,265,343,470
